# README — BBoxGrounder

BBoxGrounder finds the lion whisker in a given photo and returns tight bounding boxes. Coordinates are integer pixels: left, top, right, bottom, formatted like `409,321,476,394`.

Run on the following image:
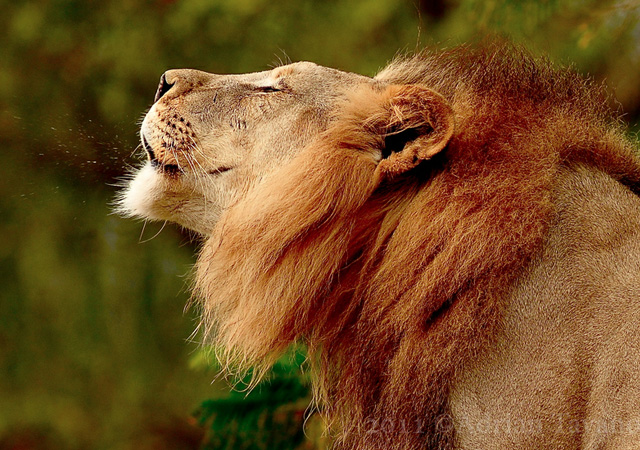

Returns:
139,220,168,243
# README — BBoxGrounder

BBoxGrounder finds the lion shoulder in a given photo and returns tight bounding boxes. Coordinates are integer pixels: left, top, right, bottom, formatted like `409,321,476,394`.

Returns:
451,163,640,447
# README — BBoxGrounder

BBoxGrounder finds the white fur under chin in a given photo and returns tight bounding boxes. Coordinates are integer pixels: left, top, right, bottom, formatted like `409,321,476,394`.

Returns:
118,163,167,221
117,162,225,236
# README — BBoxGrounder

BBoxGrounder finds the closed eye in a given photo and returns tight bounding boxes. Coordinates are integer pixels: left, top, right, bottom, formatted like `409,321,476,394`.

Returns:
255,85,282,93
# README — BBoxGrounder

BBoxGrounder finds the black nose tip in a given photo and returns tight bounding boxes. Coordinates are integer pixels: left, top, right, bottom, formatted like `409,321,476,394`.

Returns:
154,73,175,103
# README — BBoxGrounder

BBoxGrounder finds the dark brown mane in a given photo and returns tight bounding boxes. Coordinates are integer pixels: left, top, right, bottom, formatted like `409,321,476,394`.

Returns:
195,44,640,449
378,44,640,190
379,44,608,118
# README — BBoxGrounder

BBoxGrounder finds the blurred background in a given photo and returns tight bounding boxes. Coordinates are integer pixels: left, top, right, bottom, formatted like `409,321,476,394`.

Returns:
1,0,639,448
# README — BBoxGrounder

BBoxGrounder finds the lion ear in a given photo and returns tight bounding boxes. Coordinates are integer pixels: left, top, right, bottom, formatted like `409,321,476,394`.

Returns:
374,85,455,176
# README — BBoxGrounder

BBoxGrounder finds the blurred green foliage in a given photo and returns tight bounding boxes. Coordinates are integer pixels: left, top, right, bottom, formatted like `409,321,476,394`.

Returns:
195,349,313,450
1,0,639,449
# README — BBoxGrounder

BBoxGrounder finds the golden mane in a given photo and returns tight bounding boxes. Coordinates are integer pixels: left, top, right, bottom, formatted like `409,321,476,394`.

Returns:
195,44,640,449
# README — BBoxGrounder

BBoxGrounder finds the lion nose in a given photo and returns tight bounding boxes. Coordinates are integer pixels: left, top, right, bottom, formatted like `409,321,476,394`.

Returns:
154,73,175,103
153,69,216,103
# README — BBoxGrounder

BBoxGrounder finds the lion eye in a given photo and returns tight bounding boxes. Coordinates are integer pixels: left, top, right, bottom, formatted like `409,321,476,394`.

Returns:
255,85,282,93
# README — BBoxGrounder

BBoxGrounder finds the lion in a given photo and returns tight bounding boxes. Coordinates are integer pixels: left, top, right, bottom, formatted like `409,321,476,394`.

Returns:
119,44,640,449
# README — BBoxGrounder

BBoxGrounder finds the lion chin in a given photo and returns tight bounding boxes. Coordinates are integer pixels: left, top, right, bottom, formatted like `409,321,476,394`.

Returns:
121,43,640,450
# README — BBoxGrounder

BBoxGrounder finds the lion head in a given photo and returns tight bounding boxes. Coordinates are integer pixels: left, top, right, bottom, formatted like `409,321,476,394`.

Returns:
120,45,640,449
119,62,376,234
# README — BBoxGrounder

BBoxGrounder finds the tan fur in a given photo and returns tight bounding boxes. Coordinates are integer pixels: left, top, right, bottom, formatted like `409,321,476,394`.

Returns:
122,44,640,449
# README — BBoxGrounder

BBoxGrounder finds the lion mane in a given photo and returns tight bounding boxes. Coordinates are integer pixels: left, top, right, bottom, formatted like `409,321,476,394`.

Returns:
195,45,640,449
